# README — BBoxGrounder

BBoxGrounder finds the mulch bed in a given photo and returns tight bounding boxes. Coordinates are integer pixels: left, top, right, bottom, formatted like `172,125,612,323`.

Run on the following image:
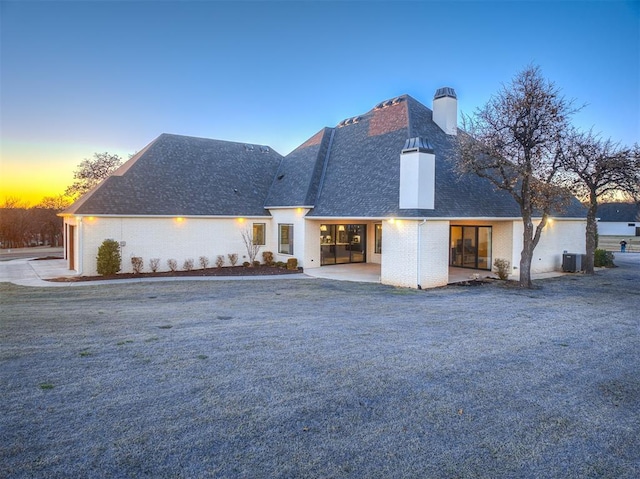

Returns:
47,265,303,282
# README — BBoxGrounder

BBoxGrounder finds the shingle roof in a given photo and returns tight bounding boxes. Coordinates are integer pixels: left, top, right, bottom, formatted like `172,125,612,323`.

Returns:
304,95,585,218
64,94,586,220
265,128,332,207
64,133,283,216
597,202,639,222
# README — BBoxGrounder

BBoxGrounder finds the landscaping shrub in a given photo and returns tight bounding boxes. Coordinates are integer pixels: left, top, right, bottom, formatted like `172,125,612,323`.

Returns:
131,256,144,274
96,239,121,276
228,253,238,266
262,251,274,266
149,258,160,273
253,260,261,267
594,249,615,267
215,255,225,268
242,261,250,267
199,256,210,269
183,258,195,271
167,259,178,272
287,258,298,270
493,258,511,280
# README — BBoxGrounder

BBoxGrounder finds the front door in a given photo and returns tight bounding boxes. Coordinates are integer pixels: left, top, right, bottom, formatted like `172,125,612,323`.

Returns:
320,224,366,265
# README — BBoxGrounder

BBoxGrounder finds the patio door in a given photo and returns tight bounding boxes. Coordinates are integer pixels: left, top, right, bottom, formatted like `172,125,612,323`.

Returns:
320,224,366,265
450,226,492,270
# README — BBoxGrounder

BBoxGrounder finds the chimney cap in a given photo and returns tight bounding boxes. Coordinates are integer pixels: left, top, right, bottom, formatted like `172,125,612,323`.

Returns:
402,137,434,154
434,87,457,100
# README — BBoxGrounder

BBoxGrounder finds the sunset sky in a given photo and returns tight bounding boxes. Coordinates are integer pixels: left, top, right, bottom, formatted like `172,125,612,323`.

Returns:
1,0,638,206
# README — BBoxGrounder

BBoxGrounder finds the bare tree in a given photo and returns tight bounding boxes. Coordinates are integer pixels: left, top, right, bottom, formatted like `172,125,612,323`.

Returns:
65,152,123,200
459,65,577,288
559,130,640,273
240,228,261,266
36,195,72,211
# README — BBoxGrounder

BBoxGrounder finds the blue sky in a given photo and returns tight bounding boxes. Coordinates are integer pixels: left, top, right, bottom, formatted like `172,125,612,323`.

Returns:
1,0,639,203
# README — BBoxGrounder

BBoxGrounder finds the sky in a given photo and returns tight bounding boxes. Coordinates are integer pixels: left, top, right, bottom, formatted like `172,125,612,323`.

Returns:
1,0,639,205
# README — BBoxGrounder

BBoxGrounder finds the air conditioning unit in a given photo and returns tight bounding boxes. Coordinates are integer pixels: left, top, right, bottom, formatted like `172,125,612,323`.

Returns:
562,253,584,272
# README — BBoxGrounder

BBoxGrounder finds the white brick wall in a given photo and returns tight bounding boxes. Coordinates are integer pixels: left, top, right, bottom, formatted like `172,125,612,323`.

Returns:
418,221,449,288
531,219,586,273
267,208,310,267
381,220,449,288
381,220,418,288
511,219,585,275
73,216,276,276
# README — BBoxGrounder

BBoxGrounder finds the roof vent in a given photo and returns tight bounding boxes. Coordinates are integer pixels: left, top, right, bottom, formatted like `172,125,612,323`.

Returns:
338,116,361,127
375,102,384,109
277,173,285,180
384,100,393,107
260,146,270,153
244,144,255,151
392,97,404,104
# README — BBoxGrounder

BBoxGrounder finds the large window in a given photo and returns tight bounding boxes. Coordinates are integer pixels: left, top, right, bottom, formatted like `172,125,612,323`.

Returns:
253,223,265,245
279,224,293,255
374,223,382,254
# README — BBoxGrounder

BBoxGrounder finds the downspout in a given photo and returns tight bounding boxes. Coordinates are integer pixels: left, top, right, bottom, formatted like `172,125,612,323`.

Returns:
417,219,427,289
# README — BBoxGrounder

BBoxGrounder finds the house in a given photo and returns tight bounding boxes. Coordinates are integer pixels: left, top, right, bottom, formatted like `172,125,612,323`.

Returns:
61,88,587,288
596,202,639,236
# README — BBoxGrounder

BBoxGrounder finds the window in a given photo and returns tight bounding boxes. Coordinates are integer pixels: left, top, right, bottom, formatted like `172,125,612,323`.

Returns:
375,223,382,254
279,224,293,255
253,223,265,245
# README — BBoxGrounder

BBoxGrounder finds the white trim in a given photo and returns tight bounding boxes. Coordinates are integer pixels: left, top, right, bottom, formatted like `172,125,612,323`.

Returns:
60,214,272,219
265,205,314,209
306,216,586,221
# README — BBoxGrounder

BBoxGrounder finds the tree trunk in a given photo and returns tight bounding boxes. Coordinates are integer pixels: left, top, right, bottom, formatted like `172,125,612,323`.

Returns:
583,194,598,274
519,216,534,288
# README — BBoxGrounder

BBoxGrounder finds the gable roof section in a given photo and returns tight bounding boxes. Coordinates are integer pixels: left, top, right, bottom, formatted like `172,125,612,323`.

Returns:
64,133,283,216
265,127,333,207
308,96,412,217
597,202,639,222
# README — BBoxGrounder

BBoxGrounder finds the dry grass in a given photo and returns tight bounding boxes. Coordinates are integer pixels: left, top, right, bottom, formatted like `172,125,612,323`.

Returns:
1,255,639,478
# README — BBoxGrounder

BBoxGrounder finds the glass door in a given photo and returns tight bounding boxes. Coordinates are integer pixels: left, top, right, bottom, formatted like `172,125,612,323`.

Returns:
462,226,477,268
450,225,492,270
320,224,366,265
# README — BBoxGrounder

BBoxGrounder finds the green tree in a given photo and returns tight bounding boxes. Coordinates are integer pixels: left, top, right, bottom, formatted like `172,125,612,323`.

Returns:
96,239,121,275
459,65,577,288
65,152,123,200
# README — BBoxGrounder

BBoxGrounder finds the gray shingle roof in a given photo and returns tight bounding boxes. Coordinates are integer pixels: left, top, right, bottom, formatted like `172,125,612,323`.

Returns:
64,134,283,216
305,94,585,219
597,202,639,222
64,95,586,220
265,128,332,207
